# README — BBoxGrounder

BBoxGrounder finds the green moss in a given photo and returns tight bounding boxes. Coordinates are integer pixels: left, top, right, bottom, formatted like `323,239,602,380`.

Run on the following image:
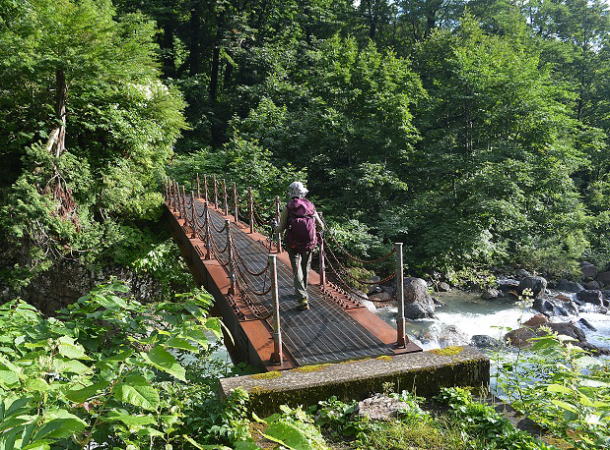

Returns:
250,370,282,380
376,355,393,361
294,363,332,373
430,346,464,356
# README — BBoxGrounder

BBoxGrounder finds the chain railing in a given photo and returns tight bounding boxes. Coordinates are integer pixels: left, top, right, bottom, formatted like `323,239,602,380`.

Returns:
164,176,409,353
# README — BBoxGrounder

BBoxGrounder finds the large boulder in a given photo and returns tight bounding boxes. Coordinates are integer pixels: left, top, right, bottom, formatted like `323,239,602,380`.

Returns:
369,291,393,303
596,271,610,286
556,279,584,293
576,290,603,306
402,277,436,319
581,261,598,279
518,276,547,298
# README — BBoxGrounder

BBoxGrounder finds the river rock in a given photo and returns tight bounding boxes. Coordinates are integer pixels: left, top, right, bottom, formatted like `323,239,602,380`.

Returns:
516,269,532,278
578,318,597,331
432,297,445,308
547,322,587,342
581,261,598,279
505,327,538,347
358,394,406,421
603,290,610,300
556,279,584,293
471,335,502,349
523,314,548,327
437,325,469,347
596,271,610,286
584,280,602,290
518,276,547,298
576,290,603,306
481,288,500,300
403,277,436,319
505,322,586,348
436,282,451,292
369,291,393,303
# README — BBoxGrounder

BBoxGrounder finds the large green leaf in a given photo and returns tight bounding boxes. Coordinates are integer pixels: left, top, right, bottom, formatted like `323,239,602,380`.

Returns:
34,409,87,440
65,381,109,403
113,375,160,411
261,421,313,450
105,411,156,428
179,329,208,349
141,346,185,381
56,337,89,360
51,358,91,375
163,337,199,353
24,378,50,393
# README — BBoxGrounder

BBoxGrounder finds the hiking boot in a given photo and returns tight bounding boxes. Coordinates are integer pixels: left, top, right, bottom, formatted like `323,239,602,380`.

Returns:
297,299,309,311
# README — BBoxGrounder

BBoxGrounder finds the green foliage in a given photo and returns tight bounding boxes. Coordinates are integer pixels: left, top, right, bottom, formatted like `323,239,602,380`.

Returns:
437,387,556,449
255,405,329,450
495,332,610,448
0,0,186,288
0,279,228,449
167,137,306,210
313,396,375,443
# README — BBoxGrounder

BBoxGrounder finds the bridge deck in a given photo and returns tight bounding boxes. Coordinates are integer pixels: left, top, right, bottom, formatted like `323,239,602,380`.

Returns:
199,199,395,366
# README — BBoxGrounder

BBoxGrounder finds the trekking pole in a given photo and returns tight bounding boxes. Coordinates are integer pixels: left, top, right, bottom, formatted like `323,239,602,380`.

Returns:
319,212,326,288
269,254,283,365
233,182,239,223
275,195,282,254
248,187,254,234
395,242,408,348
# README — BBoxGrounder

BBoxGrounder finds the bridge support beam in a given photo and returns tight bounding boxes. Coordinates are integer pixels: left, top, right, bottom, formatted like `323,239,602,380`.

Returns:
395,242,408,348
269,254,283,365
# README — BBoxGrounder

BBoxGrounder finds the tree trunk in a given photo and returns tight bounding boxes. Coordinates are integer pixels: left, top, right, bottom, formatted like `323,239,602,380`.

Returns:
55,69,68,157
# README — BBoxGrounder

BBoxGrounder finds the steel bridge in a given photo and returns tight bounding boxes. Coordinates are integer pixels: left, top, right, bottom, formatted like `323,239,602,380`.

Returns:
165,176,421,371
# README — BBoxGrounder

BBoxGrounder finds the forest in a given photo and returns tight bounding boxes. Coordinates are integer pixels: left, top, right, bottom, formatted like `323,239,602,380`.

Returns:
0,0,609,448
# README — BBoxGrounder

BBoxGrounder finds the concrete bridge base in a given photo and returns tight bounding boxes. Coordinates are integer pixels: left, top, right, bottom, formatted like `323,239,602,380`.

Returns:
220,346,490,415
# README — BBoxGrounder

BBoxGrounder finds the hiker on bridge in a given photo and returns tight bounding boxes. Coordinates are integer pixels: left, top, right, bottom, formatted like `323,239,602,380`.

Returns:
275,181,324,311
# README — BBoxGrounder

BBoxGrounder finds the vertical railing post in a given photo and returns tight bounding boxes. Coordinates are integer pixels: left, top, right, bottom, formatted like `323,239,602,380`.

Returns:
175,183,182,218
172,181,178,212
269,254,283,365
223,180,229,216
319,212,326,288
225,219,236,295
275,195,282,254
204,202,212,259
204,174,209,203
213,175,219,207
181,186,187,222
196,174,201,199
233,182,239,223
395,242,407,348
248,187,254,234
190,190,197,238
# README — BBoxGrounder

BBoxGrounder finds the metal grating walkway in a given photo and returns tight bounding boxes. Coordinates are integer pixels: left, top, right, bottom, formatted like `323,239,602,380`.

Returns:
197,199,394,366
